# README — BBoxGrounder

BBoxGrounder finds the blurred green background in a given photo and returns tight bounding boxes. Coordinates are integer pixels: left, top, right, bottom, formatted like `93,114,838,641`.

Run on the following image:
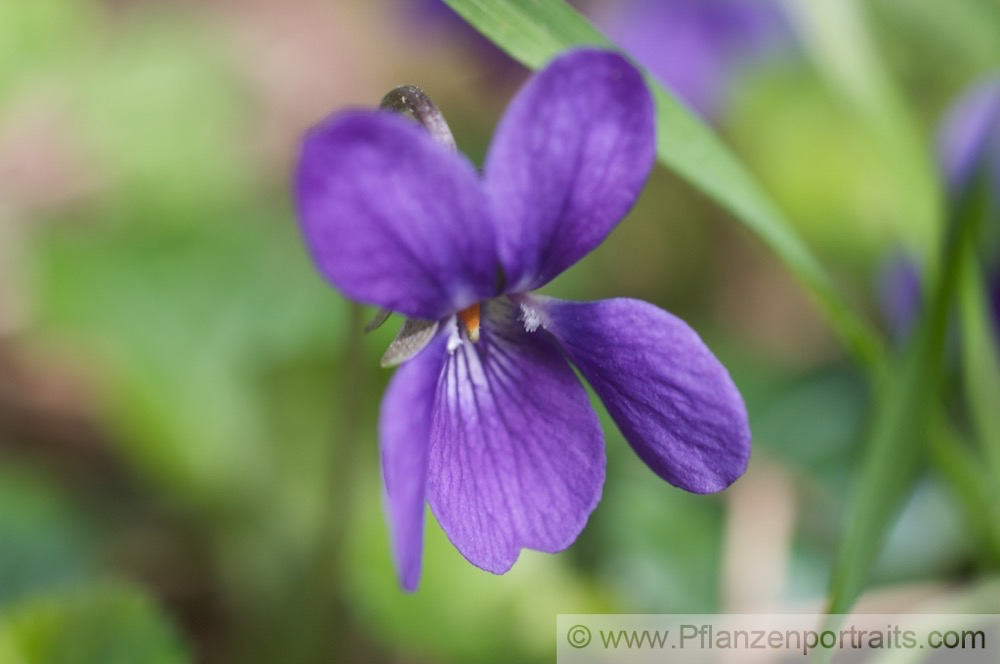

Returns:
1,0,999,662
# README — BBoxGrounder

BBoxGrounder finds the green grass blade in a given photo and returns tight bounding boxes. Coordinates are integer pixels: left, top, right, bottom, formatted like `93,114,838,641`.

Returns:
929,406,1000,565
958,253,1000,495
443,0,884,372
825,183,988,616
824,336,935,615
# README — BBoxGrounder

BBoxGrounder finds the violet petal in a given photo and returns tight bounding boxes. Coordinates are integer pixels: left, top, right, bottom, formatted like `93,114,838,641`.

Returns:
877,252,923,344
295,111,500,319
937,76,1000,196
528,296,751,493
591,0,788,118
379,336,446,591
483,49,655,292
427,298,605,573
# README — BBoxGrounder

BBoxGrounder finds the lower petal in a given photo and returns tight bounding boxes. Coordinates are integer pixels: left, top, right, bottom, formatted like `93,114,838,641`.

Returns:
427,298,605,574
379,336,446,591
527,296,750,493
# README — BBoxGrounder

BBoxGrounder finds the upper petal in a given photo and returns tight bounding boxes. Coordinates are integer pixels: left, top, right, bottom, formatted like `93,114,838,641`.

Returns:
379,335,446,591
295,111,500,319
427,298,605,574
483,49,656,292
526,296,750,493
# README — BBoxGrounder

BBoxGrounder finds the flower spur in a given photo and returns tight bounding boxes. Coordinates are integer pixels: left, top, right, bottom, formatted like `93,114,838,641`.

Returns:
294,48,752,590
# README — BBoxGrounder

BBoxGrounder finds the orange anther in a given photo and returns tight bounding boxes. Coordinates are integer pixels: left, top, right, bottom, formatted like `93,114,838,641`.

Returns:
458,303,481,343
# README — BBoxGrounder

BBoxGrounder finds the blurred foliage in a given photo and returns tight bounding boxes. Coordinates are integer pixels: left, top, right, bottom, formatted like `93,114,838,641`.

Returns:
0,0,95,96
1,0,1000,662
0,583,189,664
589,449,726,614
731,67,926,259
31,214,345,506
0,469,95,609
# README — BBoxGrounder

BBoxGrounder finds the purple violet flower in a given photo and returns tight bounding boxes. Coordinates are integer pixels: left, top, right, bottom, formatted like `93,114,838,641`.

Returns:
938,75,1000,199
879,76,1000,344
878,252,923,344
294,49,751,590
590,0,789,118
938,75,1000,334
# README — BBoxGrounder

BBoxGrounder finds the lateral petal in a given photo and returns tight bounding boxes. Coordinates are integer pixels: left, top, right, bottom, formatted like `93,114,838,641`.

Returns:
528,296,751,493
379,336,446,591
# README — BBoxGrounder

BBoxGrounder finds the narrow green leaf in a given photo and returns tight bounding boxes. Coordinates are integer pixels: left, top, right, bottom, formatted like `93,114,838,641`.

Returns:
443,0,884,372
958,253,1000,496
824,336,934,615
928,408,1000,565
825,179,989,616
